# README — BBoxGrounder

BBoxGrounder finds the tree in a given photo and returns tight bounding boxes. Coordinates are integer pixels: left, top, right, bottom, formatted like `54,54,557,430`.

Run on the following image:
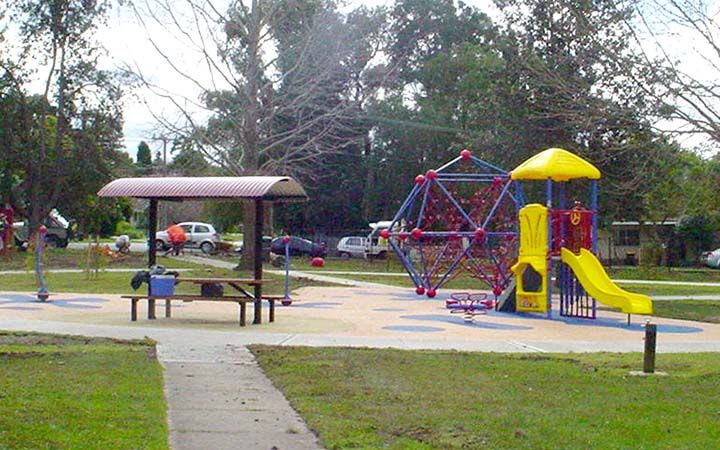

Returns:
131,0,387,265
626,0,720,146
0,0,125,237
136,140,152,166
494,0,677,220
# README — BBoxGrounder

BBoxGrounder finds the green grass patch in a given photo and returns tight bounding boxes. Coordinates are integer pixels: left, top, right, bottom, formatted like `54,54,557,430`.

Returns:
0,248,202,271
607,265,720,282
252,346,720,449
614,283,720,297
0,331,167,449
653,300,720,323
0,266,333,295
290,257,407,273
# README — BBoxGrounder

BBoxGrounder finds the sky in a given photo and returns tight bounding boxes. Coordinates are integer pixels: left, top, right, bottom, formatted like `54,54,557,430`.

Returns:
99,0,500,161
97,0,717,161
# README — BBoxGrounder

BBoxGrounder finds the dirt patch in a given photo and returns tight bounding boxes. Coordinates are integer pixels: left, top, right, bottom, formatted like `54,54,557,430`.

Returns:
0,331,154,347
0,351,47,360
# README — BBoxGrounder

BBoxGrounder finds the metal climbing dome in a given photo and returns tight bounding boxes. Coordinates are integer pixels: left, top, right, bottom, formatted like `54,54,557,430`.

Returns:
382,150,524,298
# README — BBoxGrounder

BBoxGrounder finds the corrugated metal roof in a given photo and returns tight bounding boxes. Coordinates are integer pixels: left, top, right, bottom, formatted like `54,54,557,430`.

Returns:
97,176,307,201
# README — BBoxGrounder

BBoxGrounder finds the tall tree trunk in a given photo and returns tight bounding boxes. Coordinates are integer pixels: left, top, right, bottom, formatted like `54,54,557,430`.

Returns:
361,134,374,221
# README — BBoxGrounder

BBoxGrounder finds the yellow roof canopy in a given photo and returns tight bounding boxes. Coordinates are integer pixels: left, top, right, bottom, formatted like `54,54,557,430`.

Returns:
510,148,601,182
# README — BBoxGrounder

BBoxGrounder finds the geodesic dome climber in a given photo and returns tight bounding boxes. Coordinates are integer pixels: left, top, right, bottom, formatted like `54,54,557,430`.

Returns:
382,149,525,298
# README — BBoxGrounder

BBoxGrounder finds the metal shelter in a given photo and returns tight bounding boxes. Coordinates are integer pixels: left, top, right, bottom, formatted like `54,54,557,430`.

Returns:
98,176,308,324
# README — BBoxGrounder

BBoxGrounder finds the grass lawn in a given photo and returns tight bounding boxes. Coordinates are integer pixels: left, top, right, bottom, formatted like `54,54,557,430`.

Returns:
252,346,720,450
0,331,167,449
0,248,202,271
654,300,720,323
290,257,406,273
608,265,720,282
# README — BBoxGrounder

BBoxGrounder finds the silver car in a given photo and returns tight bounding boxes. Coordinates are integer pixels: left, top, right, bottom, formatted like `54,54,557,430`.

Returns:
336,236,367,259
702,249,720,268
155,222,220,254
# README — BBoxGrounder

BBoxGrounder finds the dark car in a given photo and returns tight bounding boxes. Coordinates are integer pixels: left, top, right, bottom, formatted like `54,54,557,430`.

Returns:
271,236,327,257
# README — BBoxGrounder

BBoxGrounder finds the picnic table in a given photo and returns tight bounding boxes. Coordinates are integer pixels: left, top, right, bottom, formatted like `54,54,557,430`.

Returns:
122,277,283,326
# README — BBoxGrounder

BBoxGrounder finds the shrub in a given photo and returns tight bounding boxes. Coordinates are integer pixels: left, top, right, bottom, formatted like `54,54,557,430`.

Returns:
115,220,144,239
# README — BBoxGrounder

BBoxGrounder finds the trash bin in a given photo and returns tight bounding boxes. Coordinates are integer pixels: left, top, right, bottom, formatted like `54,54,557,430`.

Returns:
150,275,176,296
624,251,637,266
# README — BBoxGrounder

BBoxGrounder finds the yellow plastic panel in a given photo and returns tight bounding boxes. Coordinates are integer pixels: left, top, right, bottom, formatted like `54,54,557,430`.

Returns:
511,204,549,313
510,148,601,182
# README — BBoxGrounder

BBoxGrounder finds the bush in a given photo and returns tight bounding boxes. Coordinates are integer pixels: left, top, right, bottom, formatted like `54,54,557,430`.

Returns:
115,220,144,239
640,241,664,267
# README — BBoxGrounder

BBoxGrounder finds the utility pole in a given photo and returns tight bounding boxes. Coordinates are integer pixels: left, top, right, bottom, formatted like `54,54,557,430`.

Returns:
152,134,170,166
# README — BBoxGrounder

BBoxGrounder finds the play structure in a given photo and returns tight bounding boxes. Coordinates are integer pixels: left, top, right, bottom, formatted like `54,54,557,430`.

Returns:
385,147,653,320
380,149,523,299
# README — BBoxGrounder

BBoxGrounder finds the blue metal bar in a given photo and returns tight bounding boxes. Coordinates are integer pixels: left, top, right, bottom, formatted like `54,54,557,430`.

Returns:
437,174,504,180
388,238,422,287
426,239,454,287
389,231,516,238
470,156,510,175
432,241,470,290
481,179,514,230
416,180,432,229
546,179,553,317
433,180,478,228
435,156,463,173
390,183,422,227
284,240,291,300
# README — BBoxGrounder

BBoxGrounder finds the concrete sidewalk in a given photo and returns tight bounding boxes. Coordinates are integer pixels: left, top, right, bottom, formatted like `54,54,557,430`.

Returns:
0,317,323,450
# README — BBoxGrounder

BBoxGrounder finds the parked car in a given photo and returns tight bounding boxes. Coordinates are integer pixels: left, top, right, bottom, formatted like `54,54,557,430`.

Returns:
233,236,273,254
12,208,73,248
270,236,327,257
155,222,221,254
336,236,367,259
702,249,720,268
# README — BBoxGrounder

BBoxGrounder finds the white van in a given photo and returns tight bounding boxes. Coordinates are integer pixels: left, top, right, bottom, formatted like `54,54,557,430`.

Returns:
365,221,392,259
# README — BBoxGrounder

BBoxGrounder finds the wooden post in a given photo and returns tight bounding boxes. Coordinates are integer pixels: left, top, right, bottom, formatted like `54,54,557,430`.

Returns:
643,322,657,373
147,198,158,319
253,199,264,324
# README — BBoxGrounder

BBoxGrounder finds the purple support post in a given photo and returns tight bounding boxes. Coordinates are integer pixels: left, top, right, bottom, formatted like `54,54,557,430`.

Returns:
35,226,49,301
546,179,553,318
591,180,598,253
282,235,292,306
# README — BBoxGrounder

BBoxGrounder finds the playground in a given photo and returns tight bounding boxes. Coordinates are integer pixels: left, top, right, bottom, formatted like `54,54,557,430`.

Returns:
4,147,720,449
5,147,719,348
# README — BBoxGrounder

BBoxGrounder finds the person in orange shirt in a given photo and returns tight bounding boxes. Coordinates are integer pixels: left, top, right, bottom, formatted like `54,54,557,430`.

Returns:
166,222,187,256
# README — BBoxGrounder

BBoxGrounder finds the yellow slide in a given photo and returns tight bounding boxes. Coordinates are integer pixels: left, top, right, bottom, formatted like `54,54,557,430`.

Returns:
560,248,653,315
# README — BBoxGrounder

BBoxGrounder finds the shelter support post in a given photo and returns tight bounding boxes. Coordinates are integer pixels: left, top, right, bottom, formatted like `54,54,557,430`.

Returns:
253,199,264,324
147,198,158,319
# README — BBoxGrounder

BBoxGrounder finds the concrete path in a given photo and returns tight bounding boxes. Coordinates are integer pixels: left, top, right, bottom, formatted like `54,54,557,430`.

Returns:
160,340,322,450
0,317,323,450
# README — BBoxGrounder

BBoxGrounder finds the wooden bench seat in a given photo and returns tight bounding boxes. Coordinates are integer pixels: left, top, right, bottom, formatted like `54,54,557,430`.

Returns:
121,294,279,326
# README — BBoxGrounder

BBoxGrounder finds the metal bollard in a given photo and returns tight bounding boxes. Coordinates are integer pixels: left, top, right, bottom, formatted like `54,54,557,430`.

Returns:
643,321,657,374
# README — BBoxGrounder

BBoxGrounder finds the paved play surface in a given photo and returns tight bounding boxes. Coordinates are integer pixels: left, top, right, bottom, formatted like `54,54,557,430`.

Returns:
2,285,720,352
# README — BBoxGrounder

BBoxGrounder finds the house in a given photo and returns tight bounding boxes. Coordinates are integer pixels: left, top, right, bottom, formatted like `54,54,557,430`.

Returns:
596,220,678,265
